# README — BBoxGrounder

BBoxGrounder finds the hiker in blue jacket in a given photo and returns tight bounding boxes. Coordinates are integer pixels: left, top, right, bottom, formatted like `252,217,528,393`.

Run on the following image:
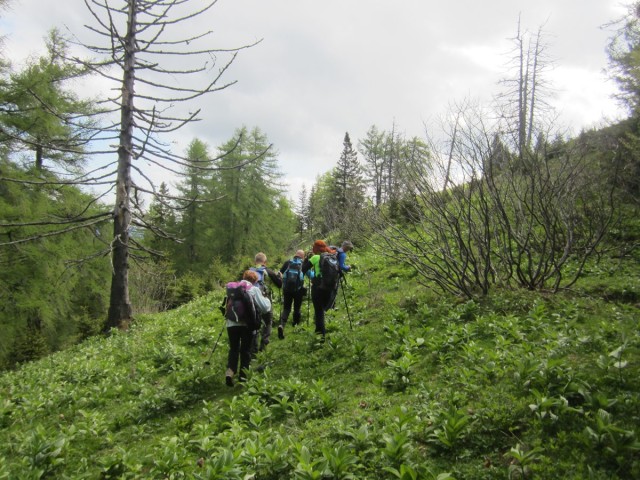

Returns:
327,240,353,310
337,240,353,272
277,249,306,339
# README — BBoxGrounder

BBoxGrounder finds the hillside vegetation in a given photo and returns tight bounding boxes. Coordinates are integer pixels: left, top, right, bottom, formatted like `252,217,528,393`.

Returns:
0,247,638,479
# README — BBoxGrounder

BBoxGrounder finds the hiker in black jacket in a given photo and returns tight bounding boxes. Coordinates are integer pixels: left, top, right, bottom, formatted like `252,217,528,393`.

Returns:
277,249,306,339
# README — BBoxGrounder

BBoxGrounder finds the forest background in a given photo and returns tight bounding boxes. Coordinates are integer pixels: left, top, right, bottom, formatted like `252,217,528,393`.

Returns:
0,0,638,372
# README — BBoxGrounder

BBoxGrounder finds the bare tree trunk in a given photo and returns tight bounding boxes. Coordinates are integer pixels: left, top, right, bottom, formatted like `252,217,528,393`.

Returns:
444,108,462,189
105,2,136,330
35,142,43,170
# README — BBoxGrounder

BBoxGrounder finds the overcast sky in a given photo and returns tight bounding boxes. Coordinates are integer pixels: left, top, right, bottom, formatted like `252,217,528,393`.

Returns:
1,0,629,202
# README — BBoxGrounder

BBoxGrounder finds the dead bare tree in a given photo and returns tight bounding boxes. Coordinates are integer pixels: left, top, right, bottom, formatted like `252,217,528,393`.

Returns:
69,0,261,330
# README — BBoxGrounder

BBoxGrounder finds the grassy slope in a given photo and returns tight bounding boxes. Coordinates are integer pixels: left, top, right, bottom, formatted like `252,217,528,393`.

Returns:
0,248,639,479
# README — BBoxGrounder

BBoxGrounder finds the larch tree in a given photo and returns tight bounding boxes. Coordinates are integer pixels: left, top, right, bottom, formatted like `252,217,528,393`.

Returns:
210,126,290,262
358,125,387,208
1,29,96,171
144,181,176,257
496,18,553,164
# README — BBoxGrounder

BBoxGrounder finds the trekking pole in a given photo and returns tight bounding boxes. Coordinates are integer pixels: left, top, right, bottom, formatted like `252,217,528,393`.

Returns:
204,319,225,366
340,274,353,330
306,277,311,326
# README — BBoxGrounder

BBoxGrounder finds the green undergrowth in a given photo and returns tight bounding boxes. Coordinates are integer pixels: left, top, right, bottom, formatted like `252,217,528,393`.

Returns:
0,250,639,479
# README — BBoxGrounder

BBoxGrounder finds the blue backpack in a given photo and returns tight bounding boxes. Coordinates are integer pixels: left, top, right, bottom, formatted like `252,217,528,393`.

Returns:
282,257,304,294
250,266,269,297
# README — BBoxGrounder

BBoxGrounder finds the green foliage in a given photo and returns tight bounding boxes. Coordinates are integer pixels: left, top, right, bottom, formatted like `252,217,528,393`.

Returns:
203,127,295,262
1,28,96,170
0,159,110,369
607,2,640,116
0,246,638,479
166,271,209,310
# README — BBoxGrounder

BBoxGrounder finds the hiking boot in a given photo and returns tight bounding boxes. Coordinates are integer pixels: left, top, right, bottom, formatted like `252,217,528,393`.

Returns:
225,368,234,387
278,325,284,339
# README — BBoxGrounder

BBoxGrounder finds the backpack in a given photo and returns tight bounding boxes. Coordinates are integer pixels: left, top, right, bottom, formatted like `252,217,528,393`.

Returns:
282,257,304,294
225,281,260,330
319,250,340,291
249,266,270,298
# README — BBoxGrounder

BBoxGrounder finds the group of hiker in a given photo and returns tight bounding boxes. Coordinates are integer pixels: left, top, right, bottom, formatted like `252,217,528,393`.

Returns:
223,240,353,386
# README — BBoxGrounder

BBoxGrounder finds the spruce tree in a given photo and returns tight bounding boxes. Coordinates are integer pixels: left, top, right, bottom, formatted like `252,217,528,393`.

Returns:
328,132,365,238
333,132,364,211
174,139,211,273
296,184,309,236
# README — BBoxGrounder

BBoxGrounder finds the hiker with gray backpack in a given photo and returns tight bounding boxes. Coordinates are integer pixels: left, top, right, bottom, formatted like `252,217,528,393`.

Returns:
277,249,307,339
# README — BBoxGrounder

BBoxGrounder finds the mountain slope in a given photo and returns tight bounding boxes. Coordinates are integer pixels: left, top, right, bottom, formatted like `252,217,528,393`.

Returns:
1,249,638,479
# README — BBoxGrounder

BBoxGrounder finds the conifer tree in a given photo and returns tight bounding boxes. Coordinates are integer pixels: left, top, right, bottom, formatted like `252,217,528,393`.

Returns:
359,125,387,208
309,171,340,236
296,184,309,236
210,126,292,261
173,138,211,272
332,132,365,211
144,182,177,257
607,2,640,117
1,29,96,170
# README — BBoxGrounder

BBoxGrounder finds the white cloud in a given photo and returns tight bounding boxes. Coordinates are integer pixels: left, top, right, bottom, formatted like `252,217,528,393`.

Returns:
0,0,628,202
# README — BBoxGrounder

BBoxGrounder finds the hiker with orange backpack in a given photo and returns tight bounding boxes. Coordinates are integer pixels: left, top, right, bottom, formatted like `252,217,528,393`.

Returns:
302,240,340,341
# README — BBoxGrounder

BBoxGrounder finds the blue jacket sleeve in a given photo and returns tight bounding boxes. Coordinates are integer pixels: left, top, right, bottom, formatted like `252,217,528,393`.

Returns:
302,258,315,279
338,250,350,272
